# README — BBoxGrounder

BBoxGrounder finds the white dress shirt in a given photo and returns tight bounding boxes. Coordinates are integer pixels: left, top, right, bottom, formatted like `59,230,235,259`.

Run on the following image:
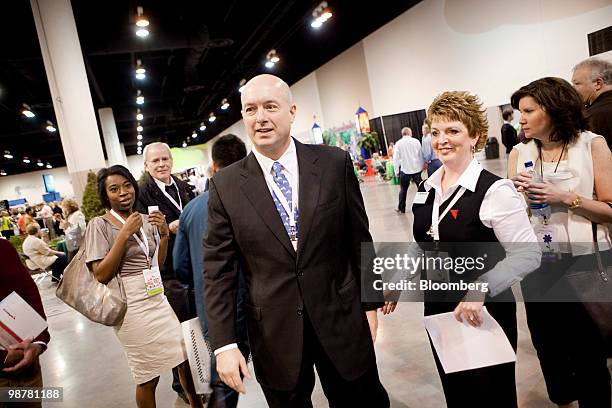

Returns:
153,175,183,211
214,138,300,356
393,136,424,175
407,159,541,297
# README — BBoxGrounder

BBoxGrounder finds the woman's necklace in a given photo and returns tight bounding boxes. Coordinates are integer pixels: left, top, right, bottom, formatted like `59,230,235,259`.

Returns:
538,142,567,175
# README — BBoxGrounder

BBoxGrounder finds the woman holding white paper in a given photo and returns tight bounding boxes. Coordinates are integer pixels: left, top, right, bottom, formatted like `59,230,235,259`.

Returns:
411,91,540,407
509,77,612,408
84,165,202,408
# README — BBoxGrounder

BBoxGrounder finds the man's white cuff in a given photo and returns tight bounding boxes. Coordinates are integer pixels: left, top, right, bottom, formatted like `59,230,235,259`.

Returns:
213,343,238,356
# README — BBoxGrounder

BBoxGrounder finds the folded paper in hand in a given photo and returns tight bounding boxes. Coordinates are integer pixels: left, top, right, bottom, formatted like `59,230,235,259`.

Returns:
423,307,516,374
0,291,47,348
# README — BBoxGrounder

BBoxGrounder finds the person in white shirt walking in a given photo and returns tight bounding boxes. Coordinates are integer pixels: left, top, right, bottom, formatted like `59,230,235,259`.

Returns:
393,127,424,213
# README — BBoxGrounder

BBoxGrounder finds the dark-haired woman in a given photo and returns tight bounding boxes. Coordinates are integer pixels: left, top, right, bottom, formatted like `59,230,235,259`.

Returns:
84,165,202,408
509,77,612,408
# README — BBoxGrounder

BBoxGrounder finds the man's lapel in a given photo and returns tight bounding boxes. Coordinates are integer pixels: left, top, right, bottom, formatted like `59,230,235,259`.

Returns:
240,153,296,257
295,140,321,258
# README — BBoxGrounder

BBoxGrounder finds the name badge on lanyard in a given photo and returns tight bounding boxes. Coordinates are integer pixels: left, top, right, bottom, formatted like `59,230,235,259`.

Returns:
162,183,183,212
426,187,466,241
109,210,164,297
269,174,298,249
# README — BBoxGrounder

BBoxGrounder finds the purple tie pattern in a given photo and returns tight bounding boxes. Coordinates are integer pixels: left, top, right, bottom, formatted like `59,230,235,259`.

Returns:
271,161,298,239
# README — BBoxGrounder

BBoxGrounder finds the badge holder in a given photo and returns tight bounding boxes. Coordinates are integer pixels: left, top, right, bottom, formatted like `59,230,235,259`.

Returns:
534,220,560,263
425,250,450,283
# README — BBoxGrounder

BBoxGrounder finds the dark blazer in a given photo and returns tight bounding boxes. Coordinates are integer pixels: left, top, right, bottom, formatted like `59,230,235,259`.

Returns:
501,123,518,154
203,139,382,390
136,173,195,280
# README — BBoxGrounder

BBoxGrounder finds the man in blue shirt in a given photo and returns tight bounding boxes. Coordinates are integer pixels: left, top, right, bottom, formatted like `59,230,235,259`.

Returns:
174,134,248,408
420,123,442,177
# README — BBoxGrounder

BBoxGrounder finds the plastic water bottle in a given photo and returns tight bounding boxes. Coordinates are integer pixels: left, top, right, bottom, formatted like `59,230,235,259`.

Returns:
524,161,551,223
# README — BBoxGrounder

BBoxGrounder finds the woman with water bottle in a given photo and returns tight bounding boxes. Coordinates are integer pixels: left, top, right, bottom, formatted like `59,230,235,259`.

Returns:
508,77,612,408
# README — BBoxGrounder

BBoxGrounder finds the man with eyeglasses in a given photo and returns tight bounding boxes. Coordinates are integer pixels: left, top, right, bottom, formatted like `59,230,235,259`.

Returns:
136,142,196,403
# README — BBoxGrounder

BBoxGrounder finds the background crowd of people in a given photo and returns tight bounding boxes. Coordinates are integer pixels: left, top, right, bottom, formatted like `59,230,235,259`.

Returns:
1,55,611,408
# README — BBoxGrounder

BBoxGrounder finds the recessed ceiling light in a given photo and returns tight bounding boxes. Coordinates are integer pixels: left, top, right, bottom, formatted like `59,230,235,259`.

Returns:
22,104,35,118
3,151,13,159
0,170,6,176
199,122,206,131
46,163,52,169
182,141,187,148
220,98,230,110
45,120,57,132
137,124,143,132
209,112,216,123
135,6,149,27
137,141,143,147
23,157,30,164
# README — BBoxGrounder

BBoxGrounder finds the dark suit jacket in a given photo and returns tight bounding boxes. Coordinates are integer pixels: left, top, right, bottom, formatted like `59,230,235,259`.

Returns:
501,123,518,154
136,173,195,280
203,139,382,390
585,89,612,150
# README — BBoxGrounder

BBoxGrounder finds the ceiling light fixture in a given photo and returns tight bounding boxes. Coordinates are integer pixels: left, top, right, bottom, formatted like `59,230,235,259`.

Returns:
136,109,143,121
137,149,142,155
0,170,6,176
45,120,57,132
3,151,13,159
182,141,187,148
135,59,146,80
136,90,144,105
311,2,332,28
199,122,206,131
21,104,35,118
37,160,44,167
265,49,279,69
46,162,52,169
137,134,143,140
136,123,143,132
238,78,247,93
209,112,216,123
220,98,230,110
192,131,197,139
137,141,143,147
23,157,30,164
135,6,150,37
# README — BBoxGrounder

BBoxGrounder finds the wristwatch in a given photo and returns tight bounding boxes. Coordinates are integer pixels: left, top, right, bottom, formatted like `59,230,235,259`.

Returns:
568,195,582,210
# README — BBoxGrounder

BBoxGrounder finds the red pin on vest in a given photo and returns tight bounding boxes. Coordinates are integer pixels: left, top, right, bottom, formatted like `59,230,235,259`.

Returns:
450,209,459,219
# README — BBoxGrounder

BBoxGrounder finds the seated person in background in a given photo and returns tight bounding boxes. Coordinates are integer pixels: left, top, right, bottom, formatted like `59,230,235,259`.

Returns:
22,223,67,282
371,153,386,178
357,155,368,170
0,239,50,408
18,207,35,235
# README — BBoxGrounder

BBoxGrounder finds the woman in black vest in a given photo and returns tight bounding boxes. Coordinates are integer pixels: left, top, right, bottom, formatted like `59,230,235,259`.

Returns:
412,91,541,407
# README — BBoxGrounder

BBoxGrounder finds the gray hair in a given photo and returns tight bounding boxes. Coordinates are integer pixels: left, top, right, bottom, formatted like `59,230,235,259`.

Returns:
143,142,172,162
401,127,412,136
573,57,612,85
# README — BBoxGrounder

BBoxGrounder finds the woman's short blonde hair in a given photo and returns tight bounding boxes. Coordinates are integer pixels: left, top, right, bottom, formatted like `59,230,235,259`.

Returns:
426,91,489,151
26,222,40,236
61,198,79,216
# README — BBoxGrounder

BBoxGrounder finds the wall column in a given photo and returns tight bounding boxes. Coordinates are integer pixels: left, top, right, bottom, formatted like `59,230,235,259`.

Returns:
31,0,106,200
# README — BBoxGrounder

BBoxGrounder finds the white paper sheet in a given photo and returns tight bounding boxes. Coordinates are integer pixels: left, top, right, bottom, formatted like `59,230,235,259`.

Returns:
0,291,48,348
182,317,213,395
423,307,516,374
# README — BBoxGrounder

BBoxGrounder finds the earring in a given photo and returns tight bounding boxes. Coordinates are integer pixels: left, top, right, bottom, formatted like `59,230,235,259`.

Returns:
471,145,476,154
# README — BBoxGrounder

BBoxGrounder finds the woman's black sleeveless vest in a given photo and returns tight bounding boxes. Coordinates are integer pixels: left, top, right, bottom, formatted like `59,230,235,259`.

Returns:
412,170,512,305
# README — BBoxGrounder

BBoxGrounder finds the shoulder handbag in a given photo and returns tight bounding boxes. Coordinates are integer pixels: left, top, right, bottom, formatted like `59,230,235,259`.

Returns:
55,239,127,326
565,223,612,340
